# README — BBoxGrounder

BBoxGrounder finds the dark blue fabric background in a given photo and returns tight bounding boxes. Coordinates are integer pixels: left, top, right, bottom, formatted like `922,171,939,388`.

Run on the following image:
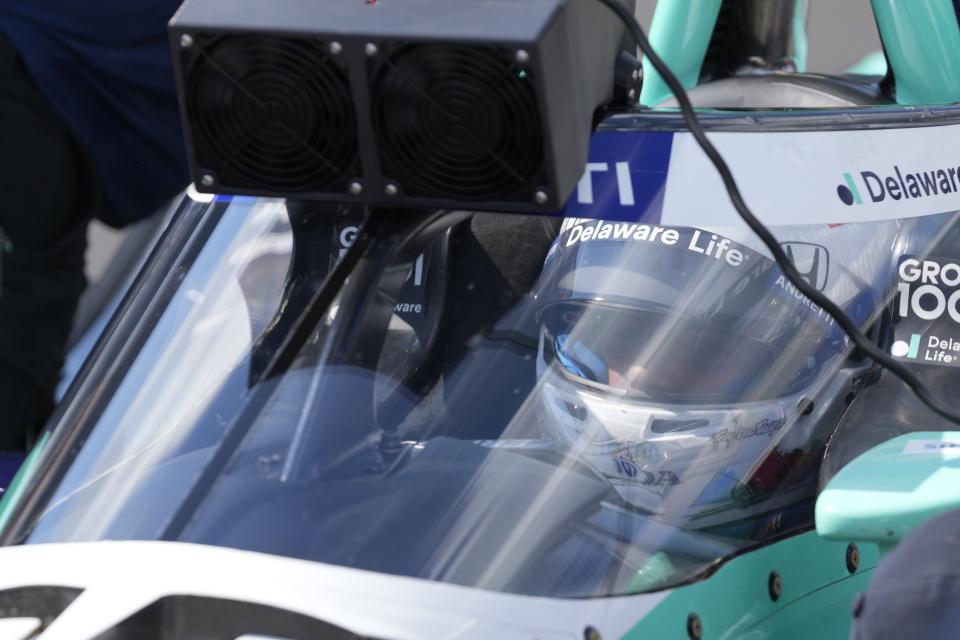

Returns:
0,2,188,226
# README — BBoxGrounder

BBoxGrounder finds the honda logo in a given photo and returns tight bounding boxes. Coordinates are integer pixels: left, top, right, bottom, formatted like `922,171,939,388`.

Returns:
781,242,829,291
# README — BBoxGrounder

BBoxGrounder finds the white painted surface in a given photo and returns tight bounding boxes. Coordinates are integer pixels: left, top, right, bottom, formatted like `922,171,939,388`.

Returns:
0,618,42,640
0,541,668,640
661,124,960,229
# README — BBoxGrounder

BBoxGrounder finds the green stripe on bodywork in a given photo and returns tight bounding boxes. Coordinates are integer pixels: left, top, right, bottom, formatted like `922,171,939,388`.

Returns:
907,333,921,359
843,173,863,205
622,532,879,640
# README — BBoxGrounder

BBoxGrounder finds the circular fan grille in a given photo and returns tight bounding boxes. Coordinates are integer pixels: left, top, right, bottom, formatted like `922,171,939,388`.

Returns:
371,44,545,201
185,34,360,193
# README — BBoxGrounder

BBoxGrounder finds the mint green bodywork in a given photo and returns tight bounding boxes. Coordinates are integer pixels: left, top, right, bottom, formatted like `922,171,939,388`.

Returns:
638,0,723,106
621,427,960,639
622,532,879,639
626,2,960,636
1,7,957,640
639,0,807,106
846,51,888,77
816,431,960,549
0,432,48,532
870,0,960,104
641,0,960,106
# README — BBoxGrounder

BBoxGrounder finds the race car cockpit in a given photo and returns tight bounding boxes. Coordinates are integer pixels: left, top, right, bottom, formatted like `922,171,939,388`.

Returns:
5,110,960,597
4,0,960,622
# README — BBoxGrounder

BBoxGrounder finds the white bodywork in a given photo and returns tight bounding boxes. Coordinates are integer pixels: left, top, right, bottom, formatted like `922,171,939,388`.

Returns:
0,541,668,639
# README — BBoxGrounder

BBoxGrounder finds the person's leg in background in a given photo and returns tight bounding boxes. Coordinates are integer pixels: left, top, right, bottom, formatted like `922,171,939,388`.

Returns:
0,34,96,449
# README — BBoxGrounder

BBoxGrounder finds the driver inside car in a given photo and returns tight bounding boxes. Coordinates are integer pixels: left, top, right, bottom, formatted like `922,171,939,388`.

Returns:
11,202,917,599
530,218,891,532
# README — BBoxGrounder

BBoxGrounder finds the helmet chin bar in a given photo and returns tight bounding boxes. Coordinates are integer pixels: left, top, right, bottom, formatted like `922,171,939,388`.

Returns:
537,327,869,524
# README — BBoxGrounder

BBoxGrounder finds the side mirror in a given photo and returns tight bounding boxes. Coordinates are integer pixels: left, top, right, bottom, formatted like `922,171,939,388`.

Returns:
816,431,960,549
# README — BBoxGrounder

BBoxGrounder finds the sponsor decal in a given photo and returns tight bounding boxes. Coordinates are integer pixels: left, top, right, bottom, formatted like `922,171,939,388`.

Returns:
896,258,960,322
609,457,680,485
891,256,960,366
337,222,427,317
711,417,786,449
781,242,829,291
773,275,836,326
560,220,747,268
890,333,922,359
836,173,863,206
562,131,674,222
552,126,960,230
338,225,360,259
890,333,959,363
608,446,679,485
837,164,960,206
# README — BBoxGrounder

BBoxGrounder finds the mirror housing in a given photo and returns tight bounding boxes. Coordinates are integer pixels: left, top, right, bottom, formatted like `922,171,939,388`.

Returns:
816,431,960,547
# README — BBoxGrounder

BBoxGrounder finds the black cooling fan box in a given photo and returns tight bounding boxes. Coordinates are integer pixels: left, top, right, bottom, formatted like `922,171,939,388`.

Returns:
170,0,633,211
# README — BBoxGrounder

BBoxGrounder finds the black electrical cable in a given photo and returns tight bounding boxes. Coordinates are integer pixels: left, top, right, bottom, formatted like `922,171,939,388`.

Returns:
593,0,960,426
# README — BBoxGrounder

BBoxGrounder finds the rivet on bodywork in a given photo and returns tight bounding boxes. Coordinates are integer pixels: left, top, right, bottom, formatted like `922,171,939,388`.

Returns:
583,625,602,640
768,571,782,601
687,613,703,640
846,543,860,573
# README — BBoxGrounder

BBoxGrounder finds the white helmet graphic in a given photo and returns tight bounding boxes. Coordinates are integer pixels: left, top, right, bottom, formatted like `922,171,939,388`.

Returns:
533,219,891,529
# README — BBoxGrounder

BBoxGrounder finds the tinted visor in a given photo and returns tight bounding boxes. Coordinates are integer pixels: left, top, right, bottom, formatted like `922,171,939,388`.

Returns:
542,300,835,402
538,224,849,403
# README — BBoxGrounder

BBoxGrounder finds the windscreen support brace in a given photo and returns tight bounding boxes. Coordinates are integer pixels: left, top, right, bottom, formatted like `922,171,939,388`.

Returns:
159,207,457,541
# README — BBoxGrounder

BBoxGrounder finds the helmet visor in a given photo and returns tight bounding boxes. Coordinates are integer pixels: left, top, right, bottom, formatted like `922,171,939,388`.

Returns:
542,300,833,402
537,224,855,403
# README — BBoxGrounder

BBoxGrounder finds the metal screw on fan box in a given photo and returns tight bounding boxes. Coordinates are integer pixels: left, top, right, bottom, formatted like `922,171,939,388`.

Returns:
364,42,378,57
200,174,214,188
349,181,363,196
179,33,193,48
384,183,399,197
329,41,342,55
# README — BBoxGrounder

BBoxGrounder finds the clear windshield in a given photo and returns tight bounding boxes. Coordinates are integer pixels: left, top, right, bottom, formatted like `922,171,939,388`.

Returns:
538,223,852,403
4,193,956,597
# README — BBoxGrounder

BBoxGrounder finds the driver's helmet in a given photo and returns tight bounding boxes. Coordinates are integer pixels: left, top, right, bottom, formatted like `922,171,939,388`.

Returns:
533,218,891,529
